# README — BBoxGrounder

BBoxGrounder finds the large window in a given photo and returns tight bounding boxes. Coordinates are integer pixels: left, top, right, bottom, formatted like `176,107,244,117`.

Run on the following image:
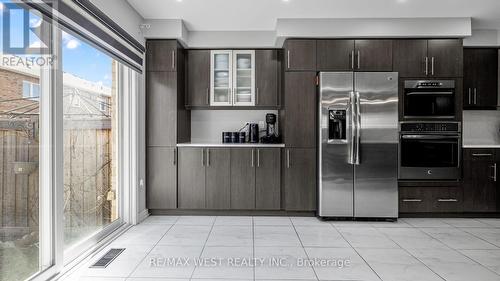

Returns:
62,31,119,250
0,1,139,280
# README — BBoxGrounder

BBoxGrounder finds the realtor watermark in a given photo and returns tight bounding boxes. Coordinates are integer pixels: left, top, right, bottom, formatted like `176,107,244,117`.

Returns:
149,257,351,269
1,1,56,67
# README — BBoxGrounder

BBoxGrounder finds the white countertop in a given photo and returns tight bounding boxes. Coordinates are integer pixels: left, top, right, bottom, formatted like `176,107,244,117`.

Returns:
463,144,500,149
177,142,285,148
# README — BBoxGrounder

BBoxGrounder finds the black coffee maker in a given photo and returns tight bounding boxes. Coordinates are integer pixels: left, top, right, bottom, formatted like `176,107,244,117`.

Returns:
260,113,281,143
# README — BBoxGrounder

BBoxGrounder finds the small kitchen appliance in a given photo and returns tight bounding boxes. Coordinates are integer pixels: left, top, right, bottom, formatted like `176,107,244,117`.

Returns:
260,113,281,143
249,123,259,143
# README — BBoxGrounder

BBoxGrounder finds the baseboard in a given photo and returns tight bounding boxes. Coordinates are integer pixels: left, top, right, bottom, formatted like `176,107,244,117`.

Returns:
400,212,500,218
149,209,316,217
137,209,150,223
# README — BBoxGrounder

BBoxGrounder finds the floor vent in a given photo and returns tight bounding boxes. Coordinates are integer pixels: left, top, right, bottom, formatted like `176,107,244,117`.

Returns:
90,248,125,268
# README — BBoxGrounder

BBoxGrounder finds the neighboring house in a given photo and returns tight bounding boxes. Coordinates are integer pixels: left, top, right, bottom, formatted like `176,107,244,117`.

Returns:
0,55,112,124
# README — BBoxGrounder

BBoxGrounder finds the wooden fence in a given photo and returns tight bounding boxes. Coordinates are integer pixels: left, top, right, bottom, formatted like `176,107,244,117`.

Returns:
0,119,113,235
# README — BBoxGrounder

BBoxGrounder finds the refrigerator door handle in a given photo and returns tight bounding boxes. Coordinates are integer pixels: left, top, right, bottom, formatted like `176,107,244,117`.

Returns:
348,91,356,164
354,91,361,165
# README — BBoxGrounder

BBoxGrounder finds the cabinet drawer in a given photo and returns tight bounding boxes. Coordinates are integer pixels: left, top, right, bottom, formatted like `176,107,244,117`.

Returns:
464,149,496,161
399,186,463,213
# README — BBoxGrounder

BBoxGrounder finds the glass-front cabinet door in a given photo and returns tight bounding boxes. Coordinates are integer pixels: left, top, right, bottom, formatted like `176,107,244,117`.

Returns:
232,50,255,106
210,50,233,106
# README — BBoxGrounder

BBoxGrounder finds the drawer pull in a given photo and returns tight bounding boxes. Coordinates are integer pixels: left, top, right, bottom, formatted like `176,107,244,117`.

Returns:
402,199,422,202
472,153,493,157
438,199,458,202
492,163,497,182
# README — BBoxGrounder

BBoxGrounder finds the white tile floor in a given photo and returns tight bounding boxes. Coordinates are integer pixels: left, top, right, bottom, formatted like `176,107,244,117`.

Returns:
64,216,500,281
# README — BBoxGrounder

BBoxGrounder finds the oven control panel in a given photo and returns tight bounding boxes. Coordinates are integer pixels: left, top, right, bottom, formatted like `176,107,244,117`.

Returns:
400,122,460,132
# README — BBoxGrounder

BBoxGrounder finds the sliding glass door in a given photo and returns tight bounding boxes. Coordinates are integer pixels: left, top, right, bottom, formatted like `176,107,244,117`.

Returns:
61,31,120,252
0,1,138,280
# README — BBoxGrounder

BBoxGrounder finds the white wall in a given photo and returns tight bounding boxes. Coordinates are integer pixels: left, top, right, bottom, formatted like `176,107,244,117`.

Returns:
464,29,500,46
88,0,145,44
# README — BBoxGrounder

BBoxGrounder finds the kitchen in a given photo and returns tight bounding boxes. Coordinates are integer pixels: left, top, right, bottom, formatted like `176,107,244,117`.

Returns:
6,1,500,281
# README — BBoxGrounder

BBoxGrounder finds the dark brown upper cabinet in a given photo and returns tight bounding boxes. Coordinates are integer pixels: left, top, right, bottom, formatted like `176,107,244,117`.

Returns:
355,40,393,71
463,48,498,109
284,39,316,71
255,50,280,107
393,39,463,78
317,40,355,71
146,40,178,72
463,149,499,212
284,72,317,148
316,40,392,71
186,50,210,107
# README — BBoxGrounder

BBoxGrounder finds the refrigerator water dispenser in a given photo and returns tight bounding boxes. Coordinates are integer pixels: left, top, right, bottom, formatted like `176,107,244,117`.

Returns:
329,109,347,142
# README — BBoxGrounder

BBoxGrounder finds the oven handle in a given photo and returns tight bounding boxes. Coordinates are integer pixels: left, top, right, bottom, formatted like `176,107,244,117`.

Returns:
405,91,454,96
400,135,460,140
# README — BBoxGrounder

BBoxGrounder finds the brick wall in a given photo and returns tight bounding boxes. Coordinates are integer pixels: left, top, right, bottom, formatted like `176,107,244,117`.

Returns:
0,69,39,114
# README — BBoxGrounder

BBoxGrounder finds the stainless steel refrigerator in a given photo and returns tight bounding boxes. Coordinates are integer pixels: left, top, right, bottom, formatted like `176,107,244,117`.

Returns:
318,72,399,218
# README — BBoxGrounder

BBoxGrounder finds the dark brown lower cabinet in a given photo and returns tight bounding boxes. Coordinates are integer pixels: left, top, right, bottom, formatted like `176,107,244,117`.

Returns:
284,148,317,211
205,148,231,209
147,147,177,209
256,148,281,210
399,185,463,213
463,149,499,212
230,148,256,209
178,147,206,209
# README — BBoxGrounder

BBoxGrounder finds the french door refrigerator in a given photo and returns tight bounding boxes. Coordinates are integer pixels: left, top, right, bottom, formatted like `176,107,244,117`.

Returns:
318,72,399,218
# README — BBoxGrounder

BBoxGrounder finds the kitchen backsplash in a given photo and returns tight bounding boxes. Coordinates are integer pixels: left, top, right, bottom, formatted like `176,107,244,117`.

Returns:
463,110,500,146
190,110,279,143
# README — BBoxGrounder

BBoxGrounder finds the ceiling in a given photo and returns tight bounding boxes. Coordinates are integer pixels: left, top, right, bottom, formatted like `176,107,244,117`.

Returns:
127,0,500,31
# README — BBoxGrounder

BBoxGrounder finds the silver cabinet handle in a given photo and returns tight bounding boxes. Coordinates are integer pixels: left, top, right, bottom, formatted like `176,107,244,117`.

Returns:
472,153,493,157
173,148,176,165
286,149,290,168
207,148,210,166
287,50,290,69
172,50,175,70
431,57,435,76
351,50,355,69
256,87,259,105
424,57,429,75
402,199,422,202
251,149,254,167
357,50,360,69
492,163,497,182
355,91,361,165
468,88,472,105
201,148,205,166
438,199,458,202
206,88,210,105
348,91,356,165
473,88,477,105
257,149,260,167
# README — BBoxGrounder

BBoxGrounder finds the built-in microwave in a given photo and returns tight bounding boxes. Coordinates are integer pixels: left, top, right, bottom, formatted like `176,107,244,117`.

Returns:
403,80,456,120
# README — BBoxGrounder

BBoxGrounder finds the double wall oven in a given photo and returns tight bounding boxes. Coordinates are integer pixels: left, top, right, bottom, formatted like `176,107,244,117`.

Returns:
399,80,462,181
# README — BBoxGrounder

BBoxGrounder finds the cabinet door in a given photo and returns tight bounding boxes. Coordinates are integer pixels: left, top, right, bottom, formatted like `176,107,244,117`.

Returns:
284,148,316,211
230,148,256,209
463,149,498,212
233,50,255,106
146,40,177,72
399,186,433,213
187,50,210,106
255,50,279,107
428,39,463,77
210,50,233,106
147,71,177,146
284,72,317,148
393,40,428,77
463,49,498,108
205,148,231,209
316,40,355,71
147,147,177,209
256,148,281,210
178,148,206,209
284,40,316,71
355,40,393,71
